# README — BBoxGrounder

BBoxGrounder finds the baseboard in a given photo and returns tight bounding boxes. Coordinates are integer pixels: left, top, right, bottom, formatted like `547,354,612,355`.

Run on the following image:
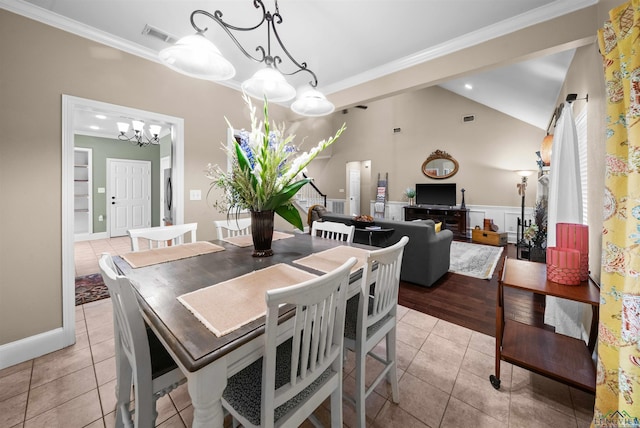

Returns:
0,327,72,370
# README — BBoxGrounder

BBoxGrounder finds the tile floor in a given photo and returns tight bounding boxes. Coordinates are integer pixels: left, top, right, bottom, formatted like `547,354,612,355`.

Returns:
73,237,133,277
1,297,594,427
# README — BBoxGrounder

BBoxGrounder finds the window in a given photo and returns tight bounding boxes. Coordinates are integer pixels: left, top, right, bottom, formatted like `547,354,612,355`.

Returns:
575,107,588,224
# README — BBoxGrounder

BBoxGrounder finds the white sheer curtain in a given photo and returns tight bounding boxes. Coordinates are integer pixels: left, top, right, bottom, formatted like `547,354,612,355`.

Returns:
544,103,592,341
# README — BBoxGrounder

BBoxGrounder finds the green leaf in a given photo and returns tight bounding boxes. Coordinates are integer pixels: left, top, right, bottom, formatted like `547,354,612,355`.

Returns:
264,178,311,210
276,204,304,230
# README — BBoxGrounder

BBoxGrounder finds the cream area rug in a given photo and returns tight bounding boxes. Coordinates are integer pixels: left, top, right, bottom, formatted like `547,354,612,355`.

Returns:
449,241,504,280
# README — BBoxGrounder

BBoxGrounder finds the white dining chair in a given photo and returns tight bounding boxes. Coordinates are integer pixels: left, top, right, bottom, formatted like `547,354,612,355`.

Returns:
98,253,186,428
343,236,410,428
214,217,252,240
127,222,197,251
221,257,357,428
311,220,355,243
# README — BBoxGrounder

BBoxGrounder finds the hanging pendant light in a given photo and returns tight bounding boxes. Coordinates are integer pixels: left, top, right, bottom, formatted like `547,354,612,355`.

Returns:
158,1,334,116
241,67,296,103
291,85,335,116
159,33,235,81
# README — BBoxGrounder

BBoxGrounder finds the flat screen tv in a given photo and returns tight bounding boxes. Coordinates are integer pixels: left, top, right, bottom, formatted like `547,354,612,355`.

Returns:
415,183,456,206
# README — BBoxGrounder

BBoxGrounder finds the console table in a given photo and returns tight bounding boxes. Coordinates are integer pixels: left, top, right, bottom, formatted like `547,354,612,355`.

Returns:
490,258,599,393
403,206,469,239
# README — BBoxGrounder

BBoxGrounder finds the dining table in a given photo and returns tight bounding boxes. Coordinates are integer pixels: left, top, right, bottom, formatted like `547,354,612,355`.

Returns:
113,232,375,428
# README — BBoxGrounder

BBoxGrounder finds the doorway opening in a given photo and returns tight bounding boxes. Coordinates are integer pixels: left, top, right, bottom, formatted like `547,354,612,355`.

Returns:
61,95,184,346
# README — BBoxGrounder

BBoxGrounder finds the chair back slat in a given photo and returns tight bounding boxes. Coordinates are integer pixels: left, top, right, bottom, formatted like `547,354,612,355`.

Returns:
311,221,355,243
214,218,251,239
263,257,356,417
361,236,409,328
128,223,198,251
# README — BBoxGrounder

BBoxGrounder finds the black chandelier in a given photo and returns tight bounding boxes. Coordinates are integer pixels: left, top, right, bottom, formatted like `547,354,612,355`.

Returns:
159,0,334,116
117,120,162,147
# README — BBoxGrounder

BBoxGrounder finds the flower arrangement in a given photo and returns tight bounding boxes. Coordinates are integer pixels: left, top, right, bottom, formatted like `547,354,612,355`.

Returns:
206,93,346,230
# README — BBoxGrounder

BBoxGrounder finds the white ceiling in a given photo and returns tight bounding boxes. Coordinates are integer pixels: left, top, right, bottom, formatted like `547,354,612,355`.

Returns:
3,0,595,135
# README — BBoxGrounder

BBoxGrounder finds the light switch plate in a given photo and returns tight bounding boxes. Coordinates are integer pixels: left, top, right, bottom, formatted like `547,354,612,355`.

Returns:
97,187,105,193
190,189,202,201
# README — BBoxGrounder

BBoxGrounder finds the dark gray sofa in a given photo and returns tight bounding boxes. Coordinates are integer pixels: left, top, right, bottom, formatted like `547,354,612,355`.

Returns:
318,213,453,287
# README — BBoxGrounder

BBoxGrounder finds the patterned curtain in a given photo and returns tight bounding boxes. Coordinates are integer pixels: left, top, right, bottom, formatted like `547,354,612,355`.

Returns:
595,1,640,426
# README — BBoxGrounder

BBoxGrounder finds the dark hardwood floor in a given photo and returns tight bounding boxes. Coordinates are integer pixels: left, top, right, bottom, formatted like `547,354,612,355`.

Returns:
398,243,548,337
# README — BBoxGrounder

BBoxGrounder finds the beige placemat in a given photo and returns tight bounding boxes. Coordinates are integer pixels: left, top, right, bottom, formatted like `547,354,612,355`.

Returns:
177,264,317,337
121,241,225,268
293,246,369,274
223,231,294,247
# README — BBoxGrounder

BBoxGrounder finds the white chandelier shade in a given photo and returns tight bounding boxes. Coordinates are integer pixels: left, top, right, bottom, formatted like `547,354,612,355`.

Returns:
241,67,297,103
291,86,336,117
159,33,235,81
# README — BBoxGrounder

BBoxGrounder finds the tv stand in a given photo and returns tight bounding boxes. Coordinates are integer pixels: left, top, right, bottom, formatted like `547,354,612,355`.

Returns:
404,206,469,239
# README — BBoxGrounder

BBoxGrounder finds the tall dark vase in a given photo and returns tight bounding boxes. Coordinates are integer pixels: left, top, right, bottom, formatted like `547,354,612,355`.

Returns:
250,210,275,257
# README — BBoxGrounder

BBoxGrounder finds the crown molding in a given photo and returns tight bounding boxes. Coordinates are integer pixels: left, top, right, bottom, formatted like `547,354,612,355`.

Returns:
322,0,597,95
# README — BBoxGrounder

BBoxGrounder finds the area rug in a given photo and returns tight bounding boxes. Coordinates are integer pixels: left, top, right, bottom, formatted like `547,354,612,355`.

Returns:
449,241,504,280
75,273,110,306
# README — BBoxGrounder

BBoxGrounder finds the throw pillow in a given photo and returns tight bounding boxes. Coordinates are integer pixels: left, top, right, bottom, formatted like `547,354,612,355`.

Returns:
435,222,442,233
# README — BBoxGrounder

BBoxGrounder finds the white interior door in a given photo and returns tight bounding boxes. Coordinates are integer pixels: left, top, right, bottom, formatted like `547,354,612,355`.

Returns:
108,159,151,237
346,162,361,216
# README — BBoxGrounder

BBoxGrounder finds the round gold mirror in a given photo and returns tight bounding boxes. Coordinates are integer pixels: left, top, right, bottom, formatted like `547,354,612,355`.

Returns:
421,150,459,179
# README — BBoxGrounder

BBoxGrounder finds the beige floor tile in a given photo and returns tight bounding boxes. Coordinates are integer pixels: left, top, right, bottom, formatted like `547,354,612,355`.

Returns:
431,319,473,347
0,364,31,402
406,347,461,394
460,347,513,387
399,309,439,332
396,372,449,427
98,379,118,417
168,383,192,412
26,366,97,420
155,394,179,426
0,360,32,379
342,373,388,426
90,338,115,364
23,389,103,428
178,405,193,427
509,389,578,428
94,356,116,387
441,396,507,428
0,391,28,427
87,323,115,345
510,366,574,417
451,369,511,423
468,331,495,356
157,413,187,427
84,418,106,427
419,332,467,366
396,305,410,320
395,338,420,371
396,320,431,349
372,400,429,428
31,346,93,388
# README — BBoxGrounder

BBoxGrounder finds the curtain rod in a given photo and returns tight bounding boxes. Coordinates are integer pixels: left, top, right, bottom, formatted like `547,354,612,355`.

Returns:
545,93,589,134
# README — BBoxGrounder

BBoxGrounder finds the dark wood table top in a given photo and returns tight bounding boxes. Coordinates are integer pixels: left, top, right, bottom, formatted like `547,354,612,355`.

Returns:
114,233,370,372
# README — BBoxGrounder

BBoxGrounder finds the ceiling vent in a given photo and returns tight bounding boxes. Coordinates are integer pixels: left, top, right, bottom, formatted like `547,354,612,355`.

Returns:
142,24,178,44
462,114,476,123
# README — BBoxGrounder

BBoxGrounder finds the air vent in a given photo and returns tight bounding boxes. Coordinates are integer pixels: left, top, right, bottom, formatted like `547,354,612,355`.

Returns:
142,24,178,44
462,114,476,123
